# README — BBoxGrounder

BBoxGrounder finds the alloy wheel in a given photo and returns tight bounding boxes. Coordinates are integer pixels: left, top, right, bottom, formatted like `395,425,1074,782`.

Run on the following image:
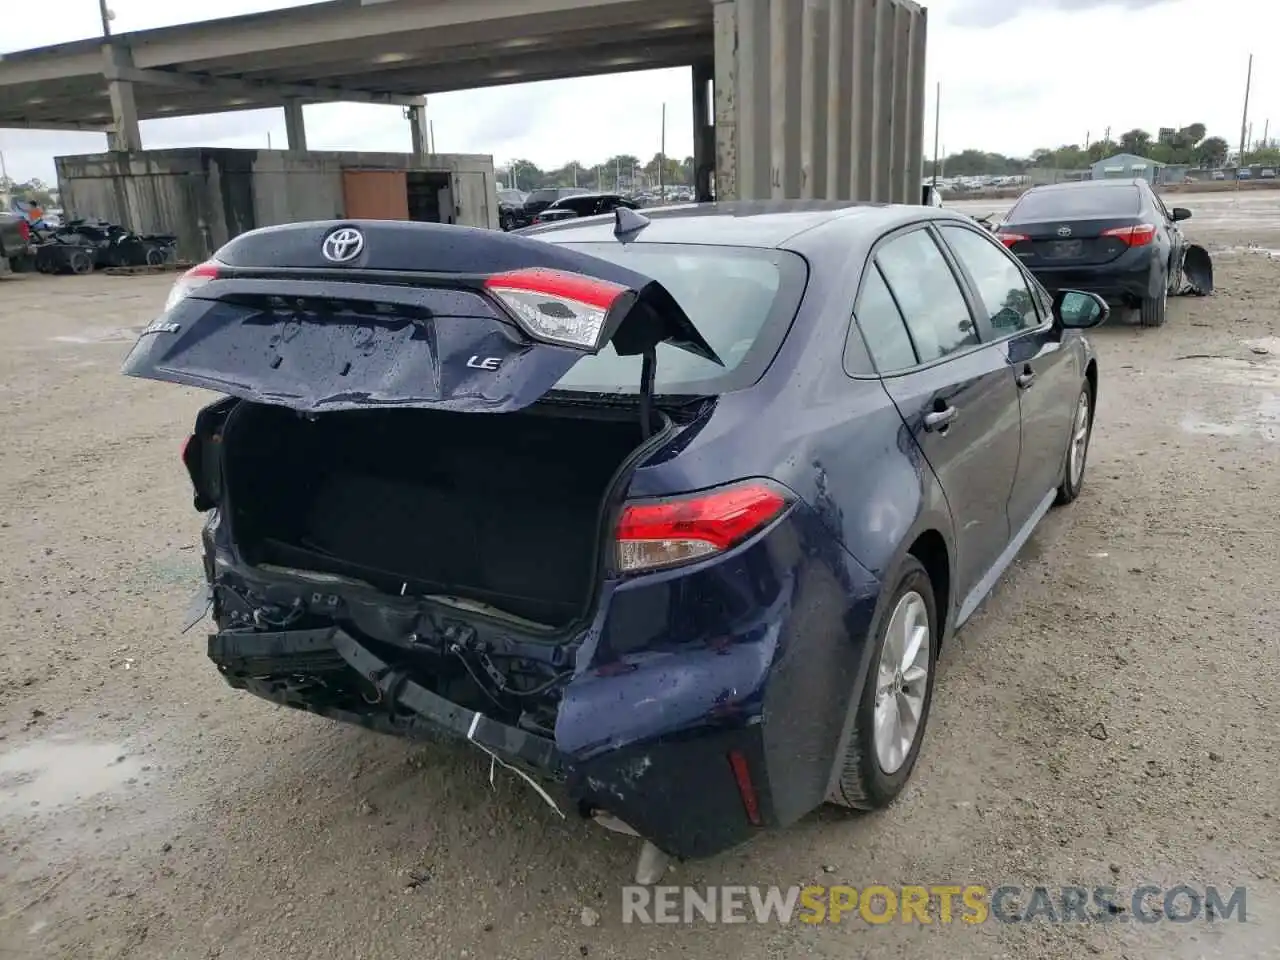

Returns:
873,591,931,775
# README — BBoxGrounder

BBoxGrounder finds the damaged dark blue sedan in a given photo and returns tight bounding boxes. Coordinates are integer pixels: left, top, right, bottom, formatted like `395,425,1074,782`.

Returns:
123,202,1107,880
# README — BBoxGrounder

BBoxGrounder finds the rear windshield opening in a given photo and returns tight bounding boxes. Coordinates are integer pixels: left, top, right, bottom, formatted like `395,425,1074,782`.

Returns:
548,242,807,396
1010,185,1141,220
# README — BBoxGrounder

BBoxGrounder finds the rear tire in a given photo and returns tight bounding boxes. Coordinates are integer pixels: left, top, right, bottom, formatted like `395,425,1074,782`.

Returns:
830,556,938,811
1139,285,1167,327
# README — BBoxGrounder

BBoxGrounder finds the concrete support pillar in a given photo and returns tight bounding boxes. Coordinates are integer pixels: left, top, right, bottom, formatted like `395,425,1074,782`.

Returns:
409,103,429,156
101,44,142,152
712,0,739,201
691,59,715,202
798,0,829,198
768,0,803,199
283,99,308,151
713,0,926,204
824,0,853,198
904,7,929,202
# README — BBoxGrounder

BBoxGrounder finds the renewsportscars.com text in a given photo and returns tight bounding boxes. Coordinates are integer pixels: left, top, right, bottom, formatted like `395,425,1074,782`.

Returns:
620,884,1248,925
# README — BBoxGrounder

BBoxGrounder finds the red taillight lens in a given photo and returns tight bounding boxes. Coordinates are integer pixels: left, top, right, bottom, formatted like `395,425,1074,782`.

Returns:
1101,223,1156,247
484,267,629,350
996,231,1028,248
615,481,791,574
163,260,220,312
17,220,30,242
728,749,762,825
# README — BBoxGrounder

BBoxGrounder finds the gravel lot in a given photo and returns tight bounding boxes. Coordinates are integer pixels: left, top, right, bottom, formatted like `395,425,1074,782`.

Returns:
2,193,1278,959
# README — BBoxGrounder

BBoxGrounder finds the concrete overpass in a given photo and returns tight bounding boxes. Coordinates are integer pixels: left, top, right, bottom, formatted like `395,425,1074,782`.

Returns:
0,0,927,202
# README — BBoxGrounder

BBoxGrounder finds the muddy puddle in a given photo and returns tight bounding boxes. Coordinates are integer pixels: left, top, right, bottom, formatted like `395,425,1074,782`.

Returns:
0,739,145,820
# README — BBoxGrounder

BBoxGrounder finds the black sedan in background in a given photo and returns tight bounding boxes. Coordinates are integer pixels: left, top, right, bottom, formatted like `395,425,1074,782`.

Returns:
996,179,1190,327
521,186,591,222
532,192,639,225
497,189,528,231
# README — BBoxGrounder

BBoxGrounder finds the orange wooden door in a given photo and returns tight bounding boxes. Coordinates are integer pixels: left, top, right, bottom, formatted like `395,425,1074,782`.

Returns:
342,170,409,220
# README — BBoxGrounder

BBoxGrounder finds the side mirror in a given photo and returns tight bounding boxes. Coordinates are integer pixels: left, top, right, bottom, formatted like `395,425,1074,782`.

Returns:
1053,289,1109,330
1171,207,1192,222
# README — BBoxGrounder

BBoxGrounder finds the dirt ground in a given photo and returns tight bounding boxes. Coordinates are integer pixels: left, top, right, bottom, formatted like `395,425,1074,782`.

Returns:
1,193,1278,960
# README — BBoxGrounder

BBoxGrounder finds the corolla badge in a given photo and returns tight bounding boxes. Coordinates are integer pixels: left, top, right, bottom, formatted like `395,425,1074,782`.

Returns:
1057,225,1073,237
322,227,365,263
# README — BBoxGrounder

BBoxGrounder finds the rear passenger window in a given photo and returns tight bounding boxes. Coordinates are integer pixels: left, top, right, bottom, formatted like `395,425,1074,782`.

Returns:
852,264,917,373
940,226,1040,335
875,229,979,363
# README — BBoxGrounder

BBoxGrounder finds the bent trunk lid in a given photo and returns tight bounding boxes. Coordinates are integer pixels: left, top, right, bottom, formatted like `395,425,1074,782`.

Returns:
121,220,719,414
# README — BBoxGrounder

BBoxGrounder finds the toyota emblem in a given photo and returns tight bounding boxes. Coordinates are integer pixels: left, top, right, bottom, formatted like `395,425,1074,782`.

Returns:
322,227,365,263
1056,225,1073,237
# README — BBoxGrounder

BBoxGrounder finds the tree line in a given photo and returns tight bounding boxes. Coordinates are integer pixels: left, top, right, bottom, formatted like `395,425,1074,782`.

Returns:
0,177,58,207
926,122,1280,178
500,153,695,192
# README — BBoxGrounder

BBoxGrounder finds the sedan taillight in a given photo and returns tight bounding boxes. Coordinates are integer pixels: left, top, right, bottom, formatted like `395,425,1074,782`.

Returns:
163,261,220,312
996,231,1028,248
615,481,792,574
1101,223,1157,247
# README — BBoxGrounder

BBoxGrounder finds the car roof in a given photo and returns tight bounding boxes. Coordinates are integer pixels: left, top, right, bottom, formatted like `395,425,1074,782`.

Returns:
1028,178,1146,192
523,200,952,248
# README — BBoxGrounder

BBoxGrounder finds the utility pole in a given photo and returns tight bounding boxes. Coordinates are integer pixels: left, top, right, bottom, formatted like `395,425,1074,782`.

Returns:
1238,53,1253,170
659,103,667,201
1264,119,1271,150
931,82,941,188
1085,130,1091,151
98,0,113,37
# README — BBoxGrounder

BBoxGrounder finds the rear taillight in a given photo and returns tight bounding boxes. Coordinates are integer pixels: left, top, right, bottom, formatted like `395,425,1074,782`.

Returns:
996,231,1028,248
614,481,791,574
17,220,30,243
484,267,630,350
1101,223,1156,247
728,749,763,825
163,260,220,312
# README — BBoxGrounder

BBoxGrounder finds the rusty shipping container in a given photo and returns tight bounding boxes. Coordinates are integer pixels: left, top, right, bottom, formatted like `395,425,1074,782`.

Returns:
713,0,927,203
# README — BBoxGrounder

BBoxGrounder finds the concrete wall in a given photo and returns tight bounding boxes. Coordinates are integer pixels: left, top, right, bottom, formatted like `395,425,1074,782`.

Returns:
55,148,499,261
714,0,926,204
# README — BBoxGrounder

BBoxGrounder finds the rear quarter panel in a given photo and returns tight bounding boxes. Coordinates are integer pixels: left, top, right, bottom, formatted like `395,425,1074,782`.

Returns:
601,215,957,823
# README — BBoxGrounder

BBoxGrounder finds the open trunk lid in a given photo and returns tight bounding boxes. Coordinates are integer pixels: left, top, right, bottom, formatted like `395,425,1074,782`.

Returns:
121,219,719,415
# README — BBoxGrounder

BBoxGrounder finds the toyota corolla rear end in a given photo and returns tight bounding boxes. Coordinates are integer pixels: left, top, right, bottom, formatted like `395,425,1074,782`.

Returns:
125,218,878,866
996,182,1162,304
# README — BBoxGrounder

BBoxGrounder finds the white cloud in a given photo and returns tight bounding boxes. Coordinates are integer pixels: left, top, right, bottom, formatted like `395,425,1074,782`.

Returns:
0,0,1273,184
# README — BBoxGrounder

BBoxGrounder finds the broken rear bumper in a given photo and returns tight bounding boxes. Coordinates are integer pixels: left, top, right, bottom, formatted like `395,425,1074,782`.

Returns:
209,626,771,859
210,627,562,776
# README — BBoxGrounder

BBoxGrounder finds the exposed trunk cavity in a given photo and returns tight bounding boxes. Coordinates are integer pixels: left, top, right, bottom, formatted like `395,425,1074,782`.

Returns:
222,403,646,628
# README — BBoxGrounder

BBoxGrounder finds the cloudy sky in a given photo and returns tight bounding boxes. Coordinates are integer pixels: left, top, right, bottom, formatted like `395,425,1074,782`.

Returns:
0,0,1270,183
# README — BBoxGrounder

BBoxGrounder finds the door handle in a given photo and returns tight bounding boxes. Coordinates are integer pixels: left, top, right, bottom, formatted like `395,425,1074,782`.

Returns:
1016,370,1036,390
923,406,958,432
